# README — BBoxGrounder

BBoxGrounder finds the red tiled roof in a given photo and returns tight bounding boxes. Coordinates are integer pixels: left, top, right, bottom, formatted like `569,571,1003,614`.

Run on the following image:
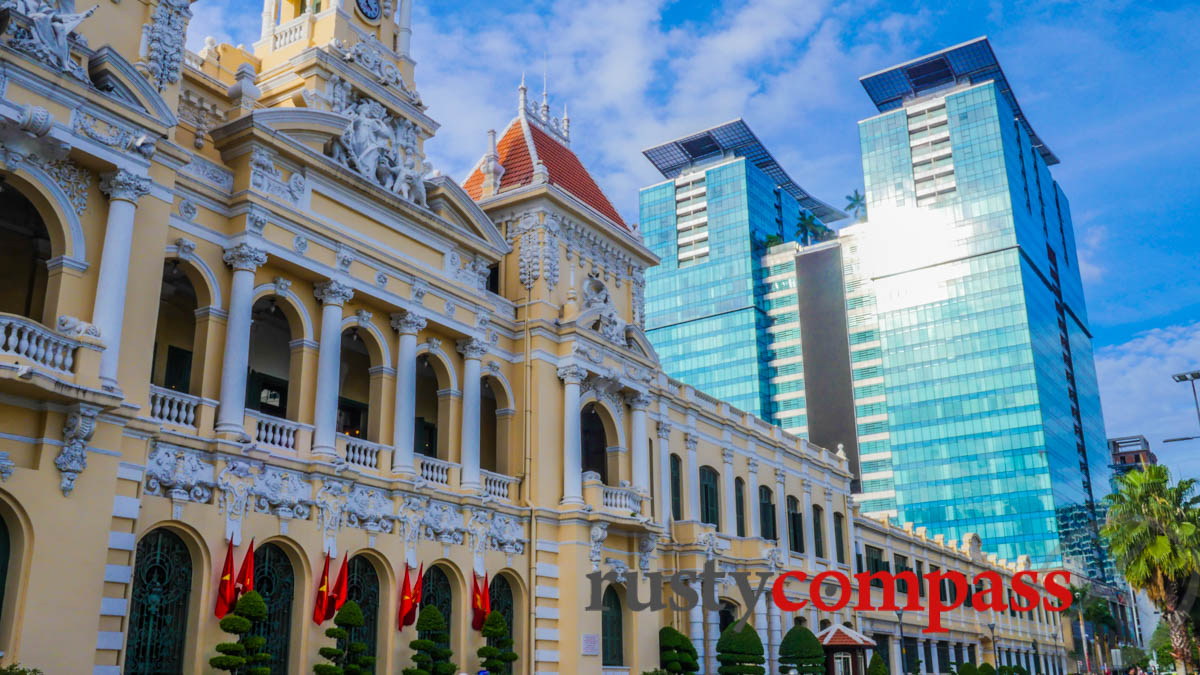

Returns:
463,118,627,230
816,624,877,648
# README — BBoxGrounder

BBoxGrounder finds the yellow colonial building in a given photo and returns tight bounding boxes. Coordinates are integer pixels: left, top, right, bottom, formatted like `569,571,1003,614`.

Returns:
0,0,1071,673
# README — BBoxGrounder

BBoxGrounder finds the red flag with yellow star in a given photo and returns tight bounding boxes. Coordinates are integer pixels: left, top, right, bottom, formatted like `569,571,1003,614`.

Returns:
312,553,331,624
214,539,237,619
325,554,348,621
402,563,423,627
471,571,490,631
235,538,255,594
397,564,413,630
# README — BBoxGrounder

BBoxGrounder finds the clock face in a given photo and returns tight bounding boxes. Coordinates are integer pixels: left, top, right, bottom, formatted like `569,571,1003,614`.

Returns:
356,0,380,20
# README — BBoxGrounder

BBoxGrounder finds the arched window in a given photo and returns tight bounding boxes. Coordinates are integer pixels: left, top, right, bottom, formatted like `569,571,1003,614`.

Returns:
124,529,192,674
819,619,832,630
812,504,825,558
337,328,373,439
834,512,847,564
734,478,746,537
0,186,51,323
580,404,608,483
698,466,720,528
489,575,516,674
759,486,777,541
248,298,294,420
415,355,441,458
601,587,623,666
347,556,380,663
254,543,295,673
420,566,453,649
153,261,198,395
719,601,737,632
669,454,683,520
787,496,804,553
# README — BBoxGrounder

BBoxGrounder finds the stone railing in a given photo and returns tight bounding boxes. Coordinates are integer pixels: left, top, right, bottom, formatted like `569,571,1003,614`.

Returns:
149,385,200,428
340,434,383,470
249,411,305,451
183,50,203,69
0,313,79,374
271,15,310,50
417,455,455,487
481,470,519,501
601,484,643,514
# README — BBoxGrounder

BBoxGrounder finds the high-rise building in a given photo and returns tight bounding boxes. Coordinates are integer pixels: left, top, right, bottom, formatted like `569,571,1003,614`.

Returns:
640,119,843,422
1108,434,1158,483
785,37,1112,579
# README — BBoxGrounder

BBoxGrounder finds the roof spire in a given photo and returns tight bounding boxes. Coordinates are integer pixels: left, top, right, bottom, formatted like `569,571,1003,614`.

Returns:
562,104,570,141
518,72,527,112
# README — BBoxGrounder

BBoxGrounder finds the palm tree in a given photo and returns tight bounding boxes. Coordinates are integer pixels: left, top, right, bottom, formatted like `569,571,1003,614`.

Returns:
1084,599,1118,674
1102,464,1200,675
1064,584,1095,674
845,189,866,221
796,212,819,245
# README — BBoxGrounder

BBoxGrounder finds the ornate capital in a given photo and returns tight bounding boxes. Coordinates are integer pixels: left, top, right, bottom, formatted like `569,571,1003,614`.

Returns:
557,365,587,385
722,447,735,464
390,311,427,335
656,420,672,440
222,243,267,271
314,280,354,306
99,169,151,203
775,468,786,486
684,434,698,453
747,458,760,474
456,338,488,360
628,392,652,411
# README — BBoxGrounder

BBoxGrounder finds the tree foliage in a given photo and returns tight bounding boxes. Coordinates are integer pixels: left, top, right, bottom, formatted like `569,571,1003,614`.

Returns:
477,610,518,675
402,605,456,675
210,590,271,675
778,625,824,675
313,600,375,675
867,653,888,675
716,623,765,675
978,662,996,675
957,662,979,675
658,626,700,674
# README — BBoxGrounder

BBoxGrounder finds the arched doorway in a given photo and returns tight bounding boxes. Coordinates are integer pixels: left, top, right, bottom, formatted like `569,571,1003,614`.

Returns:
254,543,295,673
601,586,623,667
347,555,380,667
580,403,608,483
124,529,192,674
337,328,372,440
489,575,516,674
414,355,442,458
153,260,198,394
420,565,453,649
719,600,738,633
0,184,51,322
480,374,512,475
248,297,294,420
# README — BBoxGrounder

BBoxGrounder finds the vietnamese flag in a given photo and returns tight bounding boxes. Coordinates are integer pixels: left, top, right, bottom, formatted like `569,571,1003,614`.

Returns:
215,539,238,619
325,554,348,621
235,538,255,594
312,553,331,624
402,563,424,627
471,571,490,631
397,564,413,630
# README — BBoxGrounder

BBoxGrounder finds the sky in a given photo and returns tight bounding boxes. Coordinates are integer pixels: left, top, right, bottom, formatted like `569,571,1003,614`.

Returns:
187,0,1200,480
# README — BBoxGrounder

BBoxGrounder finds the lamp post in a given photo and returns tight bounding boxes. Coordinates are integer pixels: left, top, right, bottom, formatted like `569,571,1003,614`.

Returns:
988,623,999,670
898,609,908,675
1166,370,1200,443
1051,632,1060,675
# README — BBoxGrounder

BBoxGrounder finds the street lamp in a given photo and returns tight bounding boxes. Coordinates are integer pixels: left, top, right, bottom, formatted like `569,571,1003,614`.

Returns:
1166,370,1200,443
897,609,907,675
988,622,999,670
1052,632,1060,675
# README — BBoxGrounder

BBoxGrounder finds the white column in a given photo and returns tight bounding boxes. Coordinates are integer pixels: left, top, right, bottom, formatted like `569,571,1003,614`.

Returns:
754,591,769,666
558,365,586,505
685,434,700,520
775,470,788,547
747,458,761,538
890,632,904,675
930,640,941,675
215,243,268,434
846,505,860,568
824,493,837,561
918,639,928,674
688,579,705,675
389,311,425,473
457,338,486,489
657,421,672,523
312,280,353,457
93,170,151,393
721,448,736,534
395,0,414,54
629,393,651,494
705,607,719,675
768,595,783,675
802,481,815,569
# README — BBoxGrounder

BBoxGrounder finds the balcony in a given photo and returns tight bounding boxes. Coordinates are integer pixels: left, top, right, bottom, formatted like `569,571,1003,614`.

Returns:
481,469,519,502
148,385,205,429
417,454,457,487
0,313,113,405
338,434,387,471
248,410,311,452
583,472,648,518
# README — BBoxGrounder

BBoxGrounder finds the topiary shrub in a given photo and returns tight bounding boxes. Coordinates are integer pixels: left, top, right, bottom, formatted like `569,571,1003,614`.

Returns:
1012,666,1028,675
210,590,271,675
716,623,765,675
958,662,979,675
867,653,888,675
402,605,456,675
979,663,997,675
313,600,375,675
0,666,45,675
477,610,518,675
658,626,700,674
779,625,824,675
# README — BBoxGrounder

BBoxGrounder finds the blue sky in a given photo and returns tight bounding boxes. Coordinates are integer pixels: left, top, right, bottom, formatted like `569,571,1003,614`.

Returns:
188,0,1200,479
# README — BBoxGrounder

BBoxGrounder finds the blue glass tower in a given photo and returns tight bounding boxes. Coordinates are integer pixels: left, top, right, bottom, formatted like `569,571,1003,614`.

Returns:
849,38,1111,578
640,120,843,421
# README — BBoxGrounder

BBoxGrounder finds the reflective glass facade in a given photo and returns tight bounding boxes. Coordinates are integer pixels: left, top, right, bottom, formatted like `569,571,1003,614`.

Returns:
852,79,1110,578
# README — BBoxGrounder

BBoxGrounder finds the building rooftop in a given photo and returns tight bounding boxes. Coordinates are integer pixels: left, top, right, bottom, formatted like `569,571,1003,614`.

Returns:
858,36,1060,166
641,118,846,223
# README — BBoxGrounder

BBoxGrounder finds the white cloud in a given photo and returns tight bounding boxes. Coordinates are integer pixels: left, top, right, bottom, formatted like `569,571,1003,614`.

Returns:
186,0,260,52
1095,321,1200,480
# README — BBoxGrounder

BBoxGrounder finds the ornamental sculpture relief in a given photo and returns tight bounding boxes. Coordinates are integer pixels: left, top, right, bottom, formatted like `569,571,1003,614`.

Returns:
420,501,464,545
55,404,98,495
249,147,305,205
578,275,628,348
139,0,191,92
344,484,394,534
252,466,313,520
2,0,97,82
335,36,422,105
326,77,430,207
144,442,214,504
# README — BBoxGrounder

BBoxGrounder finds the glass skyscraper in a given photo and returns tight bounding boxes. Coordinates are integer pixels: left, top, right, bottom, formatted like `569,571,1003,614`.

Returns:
828,38,1111,577
640,120,843,421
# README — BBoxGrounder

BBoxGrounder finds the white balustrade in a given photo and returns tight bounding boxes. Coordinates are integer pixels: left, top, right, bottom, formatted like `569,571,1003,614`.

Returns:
417,455,456,486
272,16,309,49
183,50,204,69
0,313,79,374
481,470,519,501
602,484,643,514
149,385,200,428
340,434,382,470
251,412,303,451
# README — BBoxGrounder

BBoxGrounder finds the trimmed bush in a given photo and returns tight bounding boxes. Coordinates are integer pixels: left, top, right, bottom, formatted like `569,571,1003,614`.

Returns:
779,626,824,675
716,623,766,675
313,600,375,675
402,605,457,675
659,626,700,674
867,653,888,675
210,590,271,675
958,662,979,675
979,663,997,675
477,610,519,675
